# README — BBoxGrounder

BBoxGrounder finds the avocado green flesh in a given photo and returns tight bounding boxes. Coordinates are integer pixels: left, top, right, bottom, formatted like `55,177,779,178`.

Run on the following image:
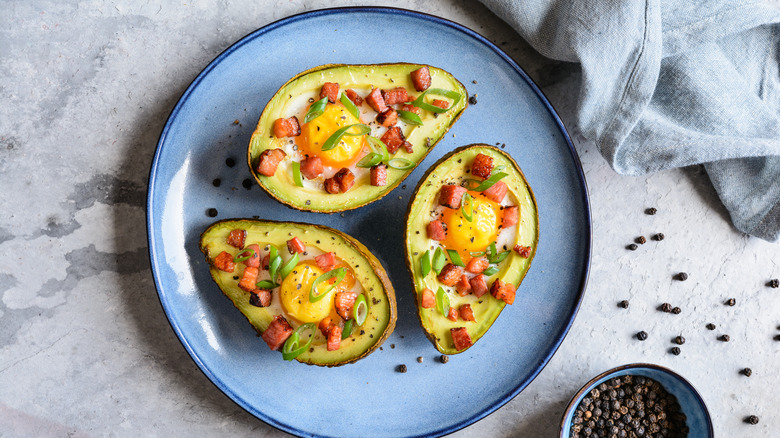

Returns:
248,63,468,212
405,145,539,354
199,219,396,366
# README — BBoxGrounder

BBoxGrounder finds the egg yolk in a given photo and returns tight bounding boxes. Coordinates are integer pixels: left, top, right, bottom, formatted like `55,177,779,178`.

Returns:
298,103,366,168
279,260,354,323
441,191,501,262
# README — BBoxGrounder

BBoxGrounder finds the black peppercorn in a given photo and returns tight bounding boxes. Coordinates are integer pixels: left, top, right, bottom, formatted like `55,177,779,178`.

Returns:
468,94,478,105
636,331,648,341
659,303,673,313
212,178,221,187
769,279,779,288
440,355,449,363
242,178,253,189
417,356,423,363
618,300,630,309
652,233,665,241
706,323,716,330
719,334,730,342
745,415,759,425
674,336,685,345
627,243,638,250
774,334,780,341
206,208,218,217
674,272,688,281
672,307,681,315
645,208,657,215
725,298,736,306
397,364,407,373
225,157,236,167
670,347,681,355
635,236,647,244
740,368,752,377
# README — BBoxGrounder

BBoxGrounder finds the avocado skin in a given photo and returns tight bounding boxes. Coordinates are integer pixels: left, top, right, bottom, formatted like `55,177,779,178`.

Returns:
248,63,468,213
404,145,539,354
200,218,397,366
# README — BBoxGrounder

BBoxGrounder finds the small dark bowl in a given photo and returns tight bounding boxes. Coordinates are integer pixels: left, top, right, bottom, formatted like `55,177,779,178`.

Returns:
559,363,713,438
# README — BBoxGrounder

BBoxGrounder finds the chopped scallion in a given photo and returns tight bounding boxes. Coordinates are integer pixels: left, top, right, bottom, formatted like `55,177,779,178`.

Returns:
233,248,256,263
432,247,447,274
292,161,303,187
398,110,423,126
309,267,347,302
435,286,450,317
446,249,465,267
304,97,328,123
321,124,370,152
353,294,368,326
282,323,315,361
420,250,431,277
339,93,360,119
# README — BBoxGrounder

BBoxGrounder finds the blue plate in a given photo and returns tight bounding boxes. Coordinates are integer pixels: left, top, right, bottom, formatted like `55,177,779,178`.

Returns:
147,7,591,438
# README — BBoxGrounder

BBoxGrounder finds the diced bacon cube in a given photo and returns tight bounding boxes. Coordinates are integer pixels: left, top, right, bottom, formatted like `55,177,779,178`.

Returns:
502,206,519,228
514,244,532,258
240,244,261,268
333,168,355,192
376,109,398,127
380,126,405,154
213,251,235,273
366,88,387,113
315,252,337,272
327,324,343,351
447,307,458,322
249,289,271,307
490,279,516,305
239,266,259,292
262,315,293,351
438,263,462,287
432,99,450,109
381,87,409,105
459,304,476,322
439,185,467,209
226,229,247,249
421,288,435,308
345,89,363,106
300,156,323,180
335,291,358,320
402,141,413,154
451,327,473,351
319,317,333,337
471,153,493,179
320,82,339,103
469,274,488,298
456,274,472,296
256,148,287,176
427,220,446,241
410,66,431,91
402,104,420,114
286,237,305,254
324,177,340,194
466,257,489,274
370,163,387,187
482,180,508,203
272,116,301,138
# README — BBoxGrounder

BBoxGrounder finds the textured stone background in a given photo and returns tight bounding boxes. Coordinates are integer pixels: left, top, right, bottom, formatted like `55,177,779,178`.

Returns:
1,1,779,436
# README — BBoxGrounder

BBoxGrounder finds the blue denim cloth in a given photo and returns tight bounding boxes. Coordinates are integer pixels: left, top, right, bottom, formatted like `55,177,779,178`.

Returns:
479,0,780,241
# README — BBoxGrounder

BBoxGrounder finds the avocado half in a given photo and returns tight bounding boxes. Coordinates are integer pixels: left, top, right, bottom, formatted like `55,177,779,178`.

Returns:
199,219,396,366
404,145,539,354
248,63,468,213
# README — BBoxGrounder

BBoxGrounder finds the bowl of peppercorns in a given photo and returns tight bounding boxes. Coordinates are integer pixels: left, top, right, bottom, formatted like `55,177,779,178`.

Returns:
560,363,713,438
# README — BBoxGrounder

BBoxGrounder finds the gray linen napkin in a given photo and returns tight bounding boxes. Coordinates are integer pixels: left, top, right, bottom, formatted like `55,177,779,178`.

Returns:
478,0,780,241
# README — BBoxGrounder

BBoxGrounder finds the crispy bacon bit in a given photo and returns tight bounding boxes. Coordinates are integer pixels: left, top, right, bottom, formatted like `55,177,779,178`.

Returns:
345,89,363,106
402,104,420,114
482,180,508,203
370,163,387,187
327,324,343,351
213,251,235,273
262,315,293,351
471,153,494,179
380,126,405,154
490,279,516,305
238,266,259,292
319,317,332,337
438,263,462,287
376,109,398,127
366,88,388,113
315,252,337,272
502,206,519,228
432,99,450,109
333,167,355,192
451,327,473,351
402,141,413,154
514,244,532,258
226,229,247,249
256,148,287,176
456,274,472,296
324,177,340,194
249,289,271,307
272,116,301,138
286,237,305,254
469,274,489,298
466,256,489,274
240,244,261,268
320,82,339,103
335,291,358,320
421,288,435,308
410,66,431,91
427,220,446,241
439,184,467,209
381,87,409,105
459,304,476,322
300,156,323,180
447,307,458,322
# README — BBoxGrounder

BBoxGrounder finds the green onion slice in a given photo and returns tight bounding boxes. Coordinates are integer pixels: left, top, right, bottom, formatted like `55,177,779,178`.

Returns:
420,250,431,277
342,319,354,339
366,136,390,163
432,247,447,274
473,172,508,192
491,250,510,265
494,165,507,173
233,248,256,263
356,152,383,168
304,97,328,124
413,88,462,113
435,287,450,317
353,294,369,326
268,249,282,283
282,322,316,361
387,158,414,170
398,110,423,126
309,267,347,302
461,193,473,222
339,93,360,119
255,280,279,290
279,252,299,280
446,249,465,267
321,123,370,152
292,161,304,187
469,251,486,257
483,265,500,276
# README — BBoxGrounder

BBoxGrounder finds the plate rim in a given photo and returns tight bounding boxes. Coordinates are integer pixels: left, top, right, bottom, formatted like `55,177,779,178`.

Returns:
146,6,592,438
